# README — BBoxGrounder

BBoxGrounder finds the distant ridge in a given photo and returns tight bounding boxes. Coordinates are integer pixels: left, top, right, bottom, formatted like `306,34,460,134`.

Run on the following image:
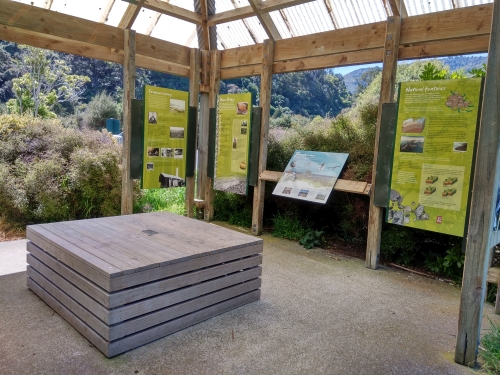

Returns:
342,55,488,93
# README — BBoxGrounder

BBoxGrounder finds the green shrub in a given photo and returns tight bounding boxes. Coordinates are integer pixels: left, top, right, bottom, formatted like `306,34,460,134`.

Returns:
480,320,500,375
213,190,252,227
380,226,419,265
83,92,120,130
272,212,309,241
0,114,122,226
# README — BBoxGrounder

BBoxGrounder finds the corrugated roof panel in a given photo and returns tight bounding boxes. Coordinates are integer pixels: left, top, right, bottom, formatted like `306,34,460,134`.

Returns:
243,16,269,43
405,0,454,16
277,1,334,37
455,0,492,6
132,8,160,35
150,14,198,46
269,10,293,38
49,0,105,23
216,0,250,12
217,19,257,48
328,0,387,29
106,1,130,27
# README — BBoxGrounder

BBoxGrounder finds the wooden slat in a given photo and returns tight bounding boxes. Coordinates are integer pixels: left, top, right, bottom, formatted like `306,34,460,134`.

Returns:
487,267,500,284
121,28,135,215
204,50,221,221
27,277,111,356
29,239,261,310
221,44,263,69
334,180,369,194
273,22,386,62
259,170,370,195
456,0,500,365
273,49,383,74
107,289,260,357
252,39,274,235
221,64,262,79
0,0,190,68
28,264,110,325
27,226,121,280
398,35,490,60
109,243,262,291
109,277,261,341
400,4,492,46
27,243,109,307
135,33,190,67
0,25,190,77
109,255,262,308
366,16,401,270
39,223,142,274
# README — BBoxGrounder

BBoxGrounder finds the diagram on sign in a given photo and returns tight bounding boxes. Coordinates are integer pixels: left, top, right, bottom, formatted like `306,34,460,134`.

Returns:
272,150,348,203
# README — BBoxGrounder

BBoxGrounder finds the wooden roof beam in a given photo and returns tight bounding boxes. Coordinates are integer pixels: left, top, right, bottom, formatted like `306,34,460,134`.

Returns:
323,0,339,29
143,0,203,25
207,0,314,26
100,0,116,23
145,12,162,36
249,0,281,40
199,0,210,50
388,0,408,18
119,0,146,29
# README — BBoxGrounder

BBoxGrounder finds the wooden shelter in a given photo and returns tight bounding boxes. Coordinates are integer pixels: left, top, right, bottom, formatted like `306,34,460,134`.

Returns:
1,0,499,367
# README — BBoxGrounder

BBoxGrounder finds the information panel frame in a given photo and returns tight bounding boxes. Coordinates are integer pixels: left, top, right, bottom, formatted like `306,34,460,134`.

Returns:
141,85,189,189
387,78,483,237
214,93,253,195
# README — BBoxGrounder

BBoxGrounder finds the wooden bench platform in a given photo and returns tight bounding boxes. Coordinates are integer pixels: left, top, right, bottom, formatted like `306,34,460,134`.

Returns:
26,212,263,357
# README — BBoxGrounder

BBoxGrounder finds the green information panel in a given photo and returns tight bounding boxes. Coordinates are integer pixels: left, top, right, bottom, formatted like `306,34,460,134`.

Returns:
388,78,482,236
214,93,252,195
142,85,189,189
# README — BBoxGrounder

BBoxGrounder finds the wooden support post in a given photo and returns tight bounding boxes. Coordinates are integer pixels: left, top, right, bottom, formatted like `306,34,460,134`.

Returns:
204,50,221,221
251,39,275,235
365,16,401,269
121,29,136,215
186,48,201,218
455,0,500,366
197,51,210,216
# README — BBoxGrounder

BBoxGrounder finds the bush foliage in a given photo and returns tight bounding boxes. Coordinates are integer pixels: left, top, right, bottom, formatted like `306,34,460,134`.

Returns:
0,114,122,226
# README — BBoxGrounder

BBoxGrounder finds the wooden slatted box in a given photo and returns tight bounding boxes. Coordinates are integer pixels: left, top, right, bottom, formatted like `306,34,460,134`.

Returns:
26,212,263,357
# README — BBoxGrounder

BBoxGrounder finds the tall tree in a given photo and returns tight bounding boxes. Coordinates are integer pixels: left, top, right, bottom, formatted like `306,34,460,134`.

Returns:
7,45,90,117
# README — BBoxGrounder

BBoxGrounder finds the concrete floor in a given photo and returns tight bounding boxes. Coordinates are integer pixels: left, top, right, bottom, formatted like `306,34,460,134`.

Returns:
0,233,498,375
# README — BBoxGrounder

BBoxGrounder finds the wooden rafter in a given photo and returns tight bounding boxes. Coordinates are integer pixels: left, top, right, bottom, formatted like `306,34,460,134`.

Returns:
387,0,408,18
145,12,162,36
278,9,296,37
44,0,54,10
199,0,210,50
207,0,314,26
229,0,260,44
100,0,116,24
248,0,281,40
323,0,339,29
143,0,203,25
119,0,146,29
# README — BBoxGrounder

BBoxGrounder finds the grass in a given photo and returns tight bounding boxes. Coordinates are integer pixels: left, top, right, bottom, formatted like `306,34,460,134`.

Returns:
480,320,500,374
134,188,186,216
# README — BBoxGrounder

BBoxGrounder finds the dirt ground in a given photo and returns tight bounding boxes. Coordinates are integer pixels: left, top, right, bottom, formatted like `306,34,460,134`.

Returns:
0,221,25,242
